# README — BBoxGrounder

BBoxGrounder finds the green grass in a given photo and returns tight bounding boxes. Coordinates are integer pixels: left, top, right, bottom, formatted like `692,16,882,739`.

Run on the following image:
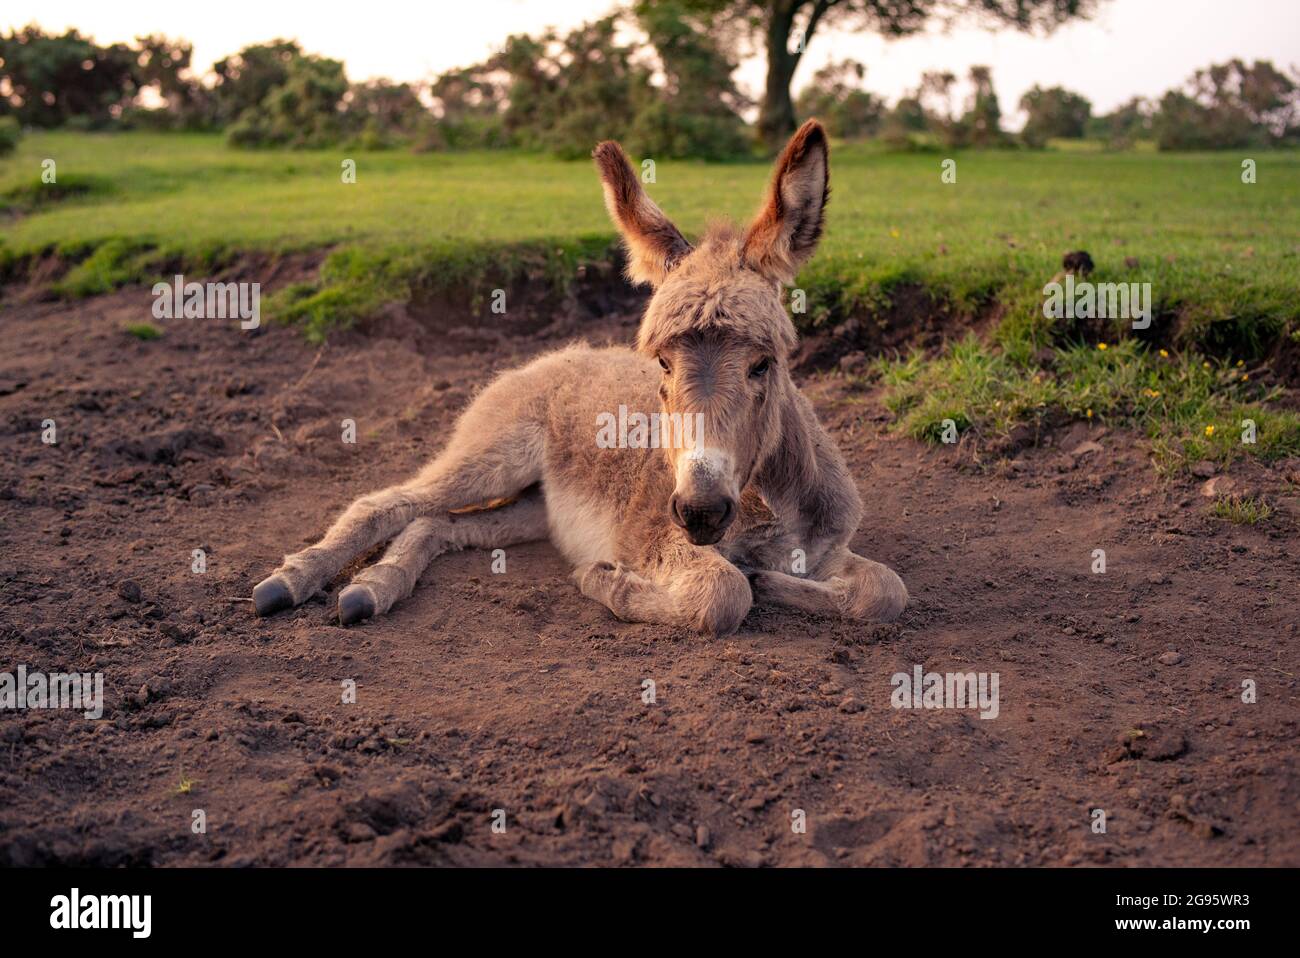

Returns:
873,337,1300,474
1210,495,1275,525
2,132,1297,350
123,321,162,340
2,131,1297,472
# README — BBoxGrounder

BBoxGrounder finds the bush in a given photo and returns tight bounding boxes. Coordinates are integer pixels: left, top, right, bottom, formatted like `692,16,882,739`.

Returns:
1153,60,1300,151
422,8,750,160
626,102,749,161
795,60,884,140
0,117,21,156
226,54,349,149
0,26,138,128
1086,97,1152,149
344,80,431,150
879,96,930,151
1019,86,1091,147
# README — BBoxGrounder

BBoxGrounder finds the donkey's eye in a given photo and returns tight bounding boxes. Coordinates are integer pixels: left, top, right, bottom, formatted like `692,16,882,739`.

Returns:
658,356,671,373
749,357,771,378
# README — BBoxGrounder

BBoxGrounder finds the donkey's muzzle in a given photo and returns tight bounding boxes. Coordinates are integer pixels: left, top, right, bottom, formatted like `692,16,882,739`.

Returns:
669,493,735,545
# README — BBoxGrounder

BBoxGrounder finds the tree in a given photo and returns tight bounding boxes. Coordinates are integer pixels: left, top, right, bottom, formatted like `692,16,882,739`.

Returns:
226,53,349,148
493,17,651,159
1086,96,1150,148
1152,59,1300,150
1019,84,1091,146
1190,59,1299,140
915,69,958,143
426,65,511,150
345,79,431,149
210,40,303,127
959,64,1006,146
888,65,1006,148
0,116,20,155
427,8,750,159
879,93,928,148
664,0,1103,151
795,59,884,138
0,25,138,128
129,34,209,129
630,0,751,159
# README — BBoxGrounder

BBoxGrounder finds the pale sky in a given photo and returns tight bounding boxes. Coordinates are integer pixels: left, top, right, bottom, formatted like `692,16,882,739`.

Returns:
8,0,1300,123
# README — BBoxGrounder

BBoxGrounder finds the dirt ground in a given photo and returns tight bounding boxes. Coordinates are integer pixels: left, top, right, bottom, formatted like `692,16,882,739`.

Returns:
1,269,1297,867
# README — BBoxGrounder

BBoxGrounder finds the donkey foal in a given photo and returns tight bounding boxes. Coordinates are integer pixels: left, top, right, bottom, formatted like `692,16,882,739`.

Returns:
253,120,907,635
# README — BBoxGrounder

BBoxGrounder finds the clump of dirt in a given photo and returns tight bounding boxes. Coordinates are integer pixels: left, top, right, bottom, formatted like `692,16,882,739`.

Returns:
0,275,1297,867
1062,250,1095,276
1106,723,1189,763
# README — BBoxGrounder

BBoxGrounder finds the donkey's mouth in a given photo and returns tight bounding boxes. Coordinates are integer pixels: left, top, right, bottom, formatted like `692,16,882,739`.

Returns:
670,494,735,545
684,527,727,546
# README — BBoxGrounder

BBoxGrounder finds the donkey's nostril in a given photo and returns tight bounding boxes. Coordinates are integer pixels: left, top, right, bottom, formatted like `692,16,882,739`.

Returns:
669,493,687,529
718,497,735,529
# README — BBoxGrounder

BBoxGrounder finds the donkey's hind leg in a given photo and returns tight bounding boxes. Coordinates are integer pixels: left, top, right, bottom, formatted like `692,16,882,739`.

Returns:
337,489,549,625
253,411,545,616
749,548,907,623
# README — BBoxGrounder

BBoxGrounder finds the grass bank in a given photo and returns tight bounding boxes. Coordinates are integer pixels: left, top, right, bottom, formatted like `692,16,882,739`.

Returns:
3,132,1297,346
2,131,1297,473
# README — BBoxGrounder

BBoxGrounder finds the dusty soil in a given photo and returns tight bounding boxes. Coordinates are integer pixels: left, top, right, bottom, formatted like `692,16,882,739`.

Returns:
1,272,1297,868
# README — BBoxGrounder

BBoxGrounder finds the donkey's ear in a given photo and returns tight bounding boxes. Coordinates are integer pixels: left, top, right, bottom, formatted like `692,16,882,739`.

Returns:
593,141,692,287
742,120,829,285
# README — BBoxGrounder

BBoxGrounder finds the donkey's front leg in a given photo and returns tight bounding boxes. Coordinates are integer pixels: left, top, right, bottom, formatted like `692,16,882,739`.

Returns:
750,547,907,623
574,554,753,636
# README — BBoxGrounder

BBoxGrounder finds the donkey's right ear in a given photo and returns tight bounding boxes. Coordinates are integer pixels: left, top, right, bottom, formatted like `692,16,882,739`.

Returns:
593,141,692,287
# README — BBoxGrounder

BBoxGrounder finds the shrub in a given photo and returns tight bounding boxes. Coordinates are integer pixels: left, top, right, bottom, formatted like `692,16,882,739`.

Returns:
226,54,349,149
0,116,21,156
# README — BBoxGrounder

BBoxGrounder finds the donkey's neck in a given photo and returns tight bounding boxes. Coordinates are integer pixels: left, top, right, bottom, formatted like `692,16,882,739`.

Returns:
752,380,833,522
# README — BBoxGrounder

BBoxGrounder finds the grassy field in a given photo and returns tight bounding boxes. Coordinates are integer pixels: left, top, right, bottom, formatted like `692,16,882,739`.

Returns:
4,132,1298,337
2,130,1298,471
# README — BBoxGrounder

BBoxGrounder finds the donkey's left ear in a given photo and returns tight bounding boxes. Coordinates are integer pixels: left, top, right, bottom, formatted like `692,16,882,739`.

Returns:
593,141,692,287
742,120,829,285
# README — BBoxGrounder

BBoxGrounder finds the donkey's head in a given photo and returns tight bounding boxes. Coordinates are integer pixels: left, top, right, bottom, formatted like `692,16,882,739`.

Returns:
593,121,829,544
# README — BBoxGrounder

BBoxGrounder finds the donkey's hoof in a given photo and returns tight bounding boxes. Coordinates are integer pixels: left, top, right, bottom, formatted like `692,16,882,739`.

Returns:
253,576,294,617
338,585,376,626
